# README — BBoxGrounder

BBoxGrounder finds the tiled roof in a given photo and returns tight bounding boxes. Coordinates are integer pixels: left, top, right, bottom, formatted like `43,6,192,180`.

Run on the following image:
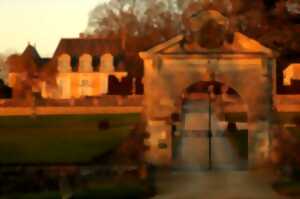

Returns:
21,44,41,65
22,44,40,59
20,44,51,70
53,38,123,58
50,38,145,74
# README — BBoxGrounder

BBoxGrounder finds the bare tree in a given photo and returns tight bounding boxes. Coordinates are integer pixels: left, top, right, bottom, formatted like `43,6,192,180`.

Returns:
0,54,6,82
86,0,183,47
86,0,300,55
87,0,143,43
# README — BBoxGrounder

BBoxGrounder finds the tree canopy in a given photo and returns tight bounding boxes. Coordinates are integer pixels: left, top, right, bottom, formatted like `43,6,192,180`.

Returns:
86,0,300,55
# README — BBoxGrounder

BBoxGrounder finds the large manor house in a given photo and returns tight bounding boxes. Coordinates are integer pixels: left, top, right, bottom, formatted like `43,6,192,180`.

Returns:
7,37,144,100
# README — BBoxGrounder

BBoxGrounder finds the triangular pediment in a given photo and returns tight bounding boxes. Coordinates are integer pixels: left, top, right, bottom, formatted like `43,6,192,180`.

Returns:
140,32,273,58
146,35,185,54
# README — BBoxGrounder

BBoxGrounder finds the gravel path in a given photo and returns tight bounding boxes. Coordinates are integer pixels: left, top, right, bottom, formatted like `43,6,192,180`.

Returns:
152,170,287,199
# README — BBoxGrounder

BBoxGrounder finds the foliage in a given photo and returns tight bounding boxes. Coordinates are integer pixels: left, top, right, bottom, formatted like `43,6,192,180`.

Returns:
273,178,300,197
98,119,111,130
0,79,12,98
0,54,8,83
0,184,146,199
0,192,60,199
114,122,147,164
271,124,300,179
86,0,300,55
5,53,38,99
86,0,183,50
71,183,145,199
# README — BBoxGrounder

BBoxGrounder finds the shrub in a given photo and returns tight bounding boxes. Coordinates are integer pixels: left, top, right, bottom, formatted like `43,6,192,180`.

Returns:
71,184,145,199
98,120,110,130
271,124,300,180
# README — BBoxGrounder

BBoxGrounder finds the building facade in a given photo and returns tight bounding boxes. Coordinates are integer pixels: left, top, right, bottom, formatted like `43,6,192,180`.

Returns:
7,38,144,100
41,53,127,99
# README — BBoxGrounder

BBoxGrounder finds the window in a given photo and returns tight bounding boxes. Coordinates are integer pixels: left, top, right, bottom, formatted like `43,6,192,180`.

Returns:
79,78,92,96
100,53,114,73
80,79,90,87
58,54,71,72
79,54,92,72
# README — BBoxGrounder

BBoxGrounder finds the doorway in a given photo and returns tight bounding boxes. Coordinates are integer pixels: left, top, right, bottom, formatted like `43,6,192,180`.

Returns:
172,81,248,171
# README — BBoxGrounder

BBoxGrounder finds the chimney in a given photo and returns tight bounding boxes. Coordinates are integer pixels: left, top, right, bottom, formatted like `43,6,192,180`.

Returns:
79,33,85,38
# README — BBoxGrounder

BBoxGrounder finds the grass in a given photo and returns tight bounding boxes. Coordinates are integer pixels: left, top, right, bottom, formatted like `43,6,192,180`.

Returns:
0,191,61,199
0,114,140,164
72,183,146,199
227,130,248,159
0,183,146,199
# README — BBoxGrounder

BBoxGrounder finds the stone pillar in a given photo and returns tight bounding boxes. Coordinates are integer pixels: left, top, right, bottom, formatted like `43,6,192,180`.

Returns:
142,58,154,117
142,57,176,166
144,120,172,166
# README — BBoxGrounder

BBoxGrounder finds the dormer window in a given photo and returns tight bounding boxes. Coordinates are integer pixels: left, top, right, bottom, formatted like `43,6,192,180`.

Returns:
79,54,93,72
100,53,115,73
58,54,71,73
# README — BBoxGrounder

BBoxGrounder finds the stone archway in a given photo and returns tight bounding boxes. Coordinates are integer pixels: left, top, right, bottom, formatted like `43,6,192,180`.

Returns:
140,41,275,168
173,80,248,170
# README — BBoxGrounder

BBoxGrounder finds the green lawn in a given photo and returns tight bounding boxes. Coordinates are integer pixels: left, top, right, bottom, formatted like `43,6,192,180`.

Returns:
72,183,146,199
0,183,146,199
0,114,140,164
0,192,61,199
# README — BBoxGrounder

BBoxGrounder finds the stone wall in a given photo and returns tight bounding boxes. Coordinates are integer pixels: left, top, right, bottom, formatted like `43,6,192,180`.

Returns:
0,95,143,107
0,106,142,116
141,53,274,168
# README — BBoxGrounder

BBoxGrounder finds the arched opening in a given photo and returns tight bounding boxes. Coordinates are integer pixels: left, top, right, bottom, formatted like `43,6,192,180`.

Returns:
171,80,248,171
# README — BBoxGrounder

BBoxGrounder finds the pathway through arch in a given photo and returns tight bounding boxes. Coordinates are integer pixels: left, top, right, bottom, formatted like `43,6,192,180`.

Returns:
155,99,286,199
173,99,247,170
151,169,287,199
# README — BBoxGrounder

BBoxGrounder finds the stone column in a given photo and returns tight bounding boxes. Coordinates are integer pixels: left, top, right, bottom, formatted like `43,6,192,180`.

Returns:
142,57,173,166
145,120,172,166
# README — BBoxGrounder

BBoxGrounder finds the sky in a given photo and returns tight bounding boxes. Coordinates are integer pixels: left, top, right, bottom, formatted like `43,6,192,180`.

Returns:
0,0,108,57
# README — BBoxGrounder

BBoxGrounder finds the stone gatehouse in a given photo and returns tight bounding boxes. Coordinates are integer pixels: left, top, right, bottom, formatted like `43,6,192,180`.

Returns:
139,29,275,168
